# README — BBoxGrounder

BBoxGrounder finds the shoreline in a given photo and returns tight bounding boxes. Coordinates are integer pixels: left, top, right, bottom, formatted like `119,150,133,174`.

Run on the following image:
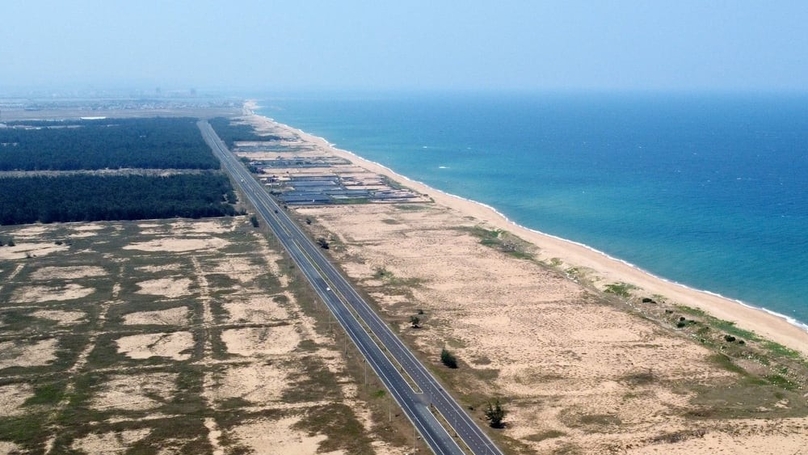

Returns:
241,102,808,357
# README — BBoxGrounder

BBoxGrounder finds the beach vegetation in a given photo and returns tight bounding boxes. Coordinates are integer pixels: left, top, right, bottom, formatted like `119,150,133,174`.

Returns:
465,226,534,259
484,399,506,428
604,282,637,297
440,348,458,369
525,429,565,442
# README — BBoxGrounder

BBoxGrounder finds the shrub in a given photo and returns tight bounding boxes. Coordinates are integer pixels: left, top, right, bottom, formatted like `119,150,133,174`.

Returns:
440,348,458,369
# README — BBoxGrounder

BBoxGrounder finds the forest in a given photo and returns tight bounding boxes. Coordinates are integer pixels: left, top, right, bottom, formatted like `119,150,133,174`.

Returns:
0,173,240,225
0,117,220,171
209,117,282,148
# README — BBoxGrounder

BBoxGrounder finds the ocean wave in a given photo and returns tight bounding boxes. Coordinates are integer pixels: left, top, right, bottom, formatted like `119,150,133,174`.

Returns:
262,113,808,336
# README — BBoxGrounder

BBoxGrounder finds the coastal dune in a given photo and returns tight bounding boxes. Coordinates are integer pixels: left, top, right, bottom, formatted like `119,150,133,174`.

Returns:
242,106,808,357
238,104,808,453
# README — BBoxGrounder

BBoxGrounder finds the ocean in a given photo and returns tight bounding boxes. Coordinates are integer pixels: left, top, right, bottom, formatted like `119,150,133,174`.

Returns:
257,91,808,328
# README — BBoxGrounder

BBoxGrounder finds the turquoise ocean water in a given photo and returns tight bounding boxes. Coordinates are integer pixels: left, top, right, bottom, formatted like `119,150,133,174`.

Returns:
257,92,808,329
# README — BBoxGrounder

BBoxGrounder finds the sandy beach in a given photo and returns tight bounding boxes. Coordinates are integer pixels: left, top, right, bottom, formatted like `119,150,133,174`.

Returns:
232,101,808,454
242,102,808,357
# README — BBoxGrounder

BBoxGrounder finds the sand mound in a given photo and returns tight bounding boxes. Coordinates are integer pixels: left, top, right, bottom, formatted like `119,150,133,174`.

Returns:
0,383,33,416
116,332,194,361
123,307,189,326
135,277,193,299
72,429,151,454
123,237,229,253
228,417,345,455
223,295,289,324
12,283,94,303
32,309,86,325
0,338,59,369
205,363,287,404
221,325,299,357
29,265,107,280
92,373,176,411
0,242,69,260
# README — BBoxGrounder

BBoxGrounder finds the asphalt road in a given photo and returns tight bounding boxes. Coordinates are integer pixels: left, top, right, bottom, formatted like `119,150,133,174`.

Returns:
199,121,503,455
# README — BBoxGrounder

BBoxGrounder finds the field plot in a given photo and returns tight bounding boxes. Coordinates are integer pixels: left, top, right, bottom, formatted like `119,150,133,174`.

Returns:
0,218,407,454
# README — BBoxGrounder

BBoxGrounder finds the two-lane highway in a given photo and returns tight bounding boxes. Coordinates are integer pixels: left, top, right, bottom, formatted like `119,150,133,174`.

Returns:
199,121,503,455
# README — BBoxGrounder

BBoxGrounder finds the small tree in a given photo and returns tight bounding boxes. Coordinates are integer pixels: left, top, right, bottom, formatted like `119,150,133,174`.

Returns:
249,215,259,228
440,348,458,369
484,399,506,428
7,239,14,247
317,238,330,249
410,315,420,328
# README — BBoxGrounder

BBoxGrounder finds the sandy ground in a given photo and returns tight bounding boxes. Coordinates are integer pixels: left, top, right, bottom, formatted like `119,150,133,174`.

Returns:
135,277,194,299
0,242,69,260
0,383,33,417
122,306,189,326
115,332,194,361
29,266,107,281
229,417,345,455
11,283,94,303
123,237,229,253
0,338,59,369
248,110,808,356
92,373,177,411
241,109,808,453
71,429,151,454
31,309,86,325
221,325,300,357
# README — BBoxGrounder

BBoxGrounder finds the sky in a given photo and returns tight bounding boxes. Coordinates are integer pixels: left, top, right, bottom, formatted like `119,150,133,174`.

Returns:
2,0,808,93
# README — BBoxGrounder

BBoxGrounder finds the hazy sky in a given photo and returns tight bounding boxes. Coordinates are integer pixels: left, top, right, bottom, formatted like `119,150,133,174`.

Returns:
3,1,807,93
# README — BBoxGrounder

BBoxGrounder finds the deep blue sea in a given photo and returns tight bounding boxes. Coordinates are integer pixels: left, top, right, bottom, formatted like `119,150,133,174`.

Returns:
257,92,808,328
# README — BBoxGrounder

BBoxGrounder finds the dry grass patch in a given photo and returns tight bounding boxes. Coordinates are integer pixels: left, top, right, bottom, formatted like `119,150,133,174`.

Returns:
31,309,86,325
0,383,34,416
123,237,229,253
205,363,287,405
135,277,193,299
92,373,177,412
71,428,151,454
123,307,189,326
0,338,59,369
0,242,69,260
29,266,107,281
115,332,194,361
0,441,21,454
228,416,345,455
221,325,299,357
11,283,93,303
222,295,289,324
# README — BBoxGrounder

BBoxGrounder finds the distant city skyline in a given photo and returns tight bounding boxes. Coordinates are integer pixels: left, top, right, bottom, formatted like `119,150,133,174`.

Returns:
2,1,808,93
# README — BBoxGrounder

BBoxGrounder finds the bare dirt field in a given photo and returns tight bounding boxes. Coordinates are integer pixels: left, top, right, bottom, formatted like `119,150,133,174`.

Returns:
0,218,413,454
294,200,808,455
